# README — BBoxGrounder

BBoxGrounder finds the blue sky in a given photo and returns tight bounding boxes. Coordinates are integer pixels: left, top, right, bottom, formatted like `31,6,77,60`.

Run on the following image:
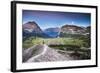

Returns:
23,10,91,30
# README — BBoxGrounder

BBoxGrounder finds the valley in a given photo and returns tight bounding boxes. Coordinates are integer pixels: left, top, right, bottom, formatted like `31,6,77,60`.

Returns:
22,21,91,62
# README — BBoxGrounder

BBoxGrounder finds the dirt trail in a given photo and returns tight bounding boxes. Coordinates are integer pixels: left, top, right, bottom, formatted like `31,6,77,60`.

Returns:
23,44,73,62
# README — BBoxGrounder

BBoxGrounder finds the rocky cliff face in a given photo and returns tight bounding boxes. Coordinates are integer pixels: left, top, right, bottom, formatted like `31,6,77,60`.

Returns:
23,21,42,33
23,21,50,38
61,25,85,34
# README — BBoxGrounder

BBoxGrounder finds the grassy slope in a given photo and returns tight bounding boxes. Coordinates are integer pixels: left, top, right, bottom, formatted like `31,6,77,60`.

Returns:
23,37,87,49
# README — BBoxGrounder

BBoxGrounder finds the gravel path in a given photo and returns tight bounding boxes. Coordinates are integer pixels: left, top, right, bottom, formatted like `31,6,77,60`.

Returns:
23,44,44,62
23,44,74,63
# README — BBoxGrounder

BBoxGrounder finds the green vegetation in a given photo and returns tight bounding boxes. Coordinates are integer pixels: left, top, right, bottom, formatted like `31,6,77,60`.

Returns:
23,34,91,59
78,34,91,48
23,35,90,49
60,33,84,38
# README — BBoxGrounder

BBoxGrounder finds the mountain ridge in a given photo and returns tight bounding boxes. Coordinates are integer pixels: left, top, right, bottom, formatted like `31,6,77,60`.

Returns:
23,21,90,39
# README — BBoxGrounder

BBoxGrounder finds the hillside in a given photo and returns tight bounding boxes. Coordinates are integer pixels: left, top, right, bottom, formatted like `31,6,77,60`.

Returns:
61,24,85,34
23,21,51,39
60,25,90,37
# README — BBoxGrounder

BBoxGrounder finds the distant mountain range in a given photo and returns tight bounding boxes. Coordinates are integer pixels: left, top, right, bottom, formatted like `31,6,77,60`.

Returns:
44,27,60,38
23,21,90,39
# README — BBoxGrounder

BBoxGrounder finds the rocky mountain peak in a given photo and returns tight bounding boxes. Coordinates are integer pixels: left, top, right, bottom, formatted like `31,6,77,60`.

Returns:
23,21,42,33
61,24,85,34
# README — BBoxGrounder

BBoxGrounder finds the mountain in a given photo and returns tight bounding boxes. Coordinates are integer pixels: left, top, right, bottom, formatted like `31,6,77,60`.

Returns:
23,21,42,33
23,21,50,39
59,24,87,37
45,27,60,32
44,27,60,38
61,24,85,34
23,22,90,39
